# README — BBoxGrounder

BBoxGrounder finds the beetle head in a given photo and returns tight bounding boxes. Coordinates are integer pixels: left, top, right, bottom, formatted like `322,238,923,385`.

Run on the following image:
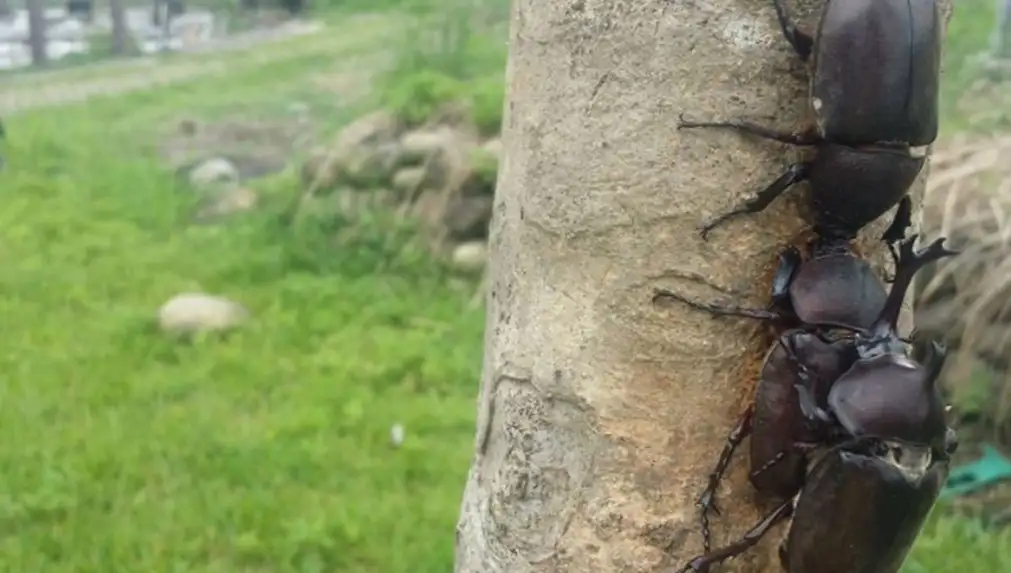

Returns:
828,339,949,449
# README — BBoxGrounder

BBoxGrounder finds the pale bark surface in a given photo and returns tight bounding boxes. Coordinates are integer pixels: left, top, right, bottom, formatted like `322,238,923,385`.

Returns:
457,1,949,572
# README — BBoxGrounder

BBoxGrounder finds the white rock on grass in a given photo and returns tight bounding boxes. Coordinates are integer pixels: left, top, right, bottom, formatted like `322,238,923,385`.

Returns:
188,157,239,189
451,241,488,272
390,423,405,447
480,138,502,162
158,292,249,336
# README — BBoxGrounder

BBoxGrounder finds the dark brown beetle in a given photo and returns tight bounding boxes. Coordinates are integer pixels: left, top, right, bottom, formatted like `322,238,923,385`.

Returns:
658,197,912,339
655,235,957,551
677,435,956,573
680,0,941,241
792,237,955,453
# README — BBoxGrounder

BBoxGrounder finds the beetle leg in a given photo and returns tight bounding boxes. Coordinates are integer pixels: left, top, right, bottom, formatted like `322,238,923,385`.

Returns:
678,117,821,146
699,162,811,240
676,500,794,573
778,544,790,572
880,195,913,283
770,246,802,311
749,441,820,483
696,406,754,553
652,288,785,322
771,0,814,60
794,384,834,424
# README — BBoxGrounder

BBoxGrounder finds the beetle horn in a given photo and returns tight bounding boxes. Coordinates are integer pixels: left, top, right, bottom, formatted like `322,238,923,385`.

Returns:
873,235,958,335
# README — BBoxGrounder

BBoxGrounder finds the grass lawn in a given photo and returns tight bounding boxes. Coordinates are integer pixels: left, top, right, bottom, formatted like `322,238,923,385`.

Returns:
0,1,1007,572
0,14,482,573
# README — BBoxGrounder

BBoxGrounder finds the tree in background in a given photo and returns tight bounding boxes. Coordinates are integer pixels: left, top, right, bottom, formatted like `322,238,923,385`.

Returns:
994,0,1011,58
26,0,47,66
454,0,952,572
110,0,140,56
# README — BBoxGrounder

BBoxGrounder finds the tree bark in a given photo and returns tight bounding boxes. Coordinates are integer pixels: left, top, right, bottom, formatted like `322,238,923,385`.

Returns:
455,1,953,572
26,0,47,66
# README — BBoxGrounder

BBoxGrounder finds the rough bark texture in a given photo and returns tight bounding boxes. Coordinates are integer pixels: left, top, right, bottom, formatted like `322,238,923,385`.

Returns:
456,1,951,572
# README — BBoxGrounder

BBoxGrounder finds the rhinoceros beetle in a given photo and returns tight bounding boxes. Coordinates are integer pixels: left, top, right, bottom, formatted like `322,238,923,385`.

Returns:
677,435,956,573
654,197,911,337
659,235,957,552
681,0,941,241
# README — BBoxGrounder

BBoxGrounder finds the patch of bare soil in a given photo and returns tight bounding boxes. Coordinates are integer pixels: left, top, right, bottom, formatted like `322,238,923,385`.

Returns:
160,114,318,179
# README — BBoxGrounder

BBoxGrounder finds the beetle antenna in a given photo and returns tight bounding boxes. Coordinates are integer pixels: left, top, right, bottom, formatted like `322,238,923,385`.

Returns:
872,235,958,336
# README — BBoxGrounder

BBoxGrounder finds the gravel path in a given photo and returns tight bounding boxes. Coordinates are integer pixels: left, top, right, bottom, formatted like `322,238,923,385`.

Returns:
0,18,374,114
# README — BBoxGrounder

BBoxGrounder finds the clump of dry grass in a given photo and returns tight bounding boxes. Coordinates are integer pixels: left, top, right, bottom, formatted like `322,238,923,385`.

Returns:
917,133,1011,433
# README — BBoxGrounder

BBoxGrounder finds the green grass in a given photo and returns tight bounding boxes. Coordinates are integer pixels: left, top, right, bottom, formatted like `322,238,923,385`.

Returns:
0,11,483,572
0,0,1007,572
905,509,1011,572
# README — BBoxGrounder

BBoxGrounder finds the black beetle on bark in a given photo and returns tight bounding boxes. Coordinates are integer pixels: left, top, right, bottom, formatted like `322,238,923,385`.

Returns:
656,235,957,552
670,237,958,572
681,0,941,242
653,197,912,344
678,436,955,573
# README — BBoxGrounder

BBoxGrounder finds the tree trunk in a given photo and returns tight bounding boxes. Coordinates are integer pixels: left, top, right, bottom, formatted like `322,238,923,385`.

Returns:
994,0,1011,58
26,0,47,66
109,0,139,57
455,1,953,572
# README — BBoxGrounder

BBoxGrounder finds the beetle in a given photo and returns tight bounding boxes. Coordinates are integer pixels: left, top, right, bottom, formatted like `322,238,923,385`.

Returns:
681,0,941,241
676,435,956,573
660,235,957,551
791,237,957,453
654,195,912,338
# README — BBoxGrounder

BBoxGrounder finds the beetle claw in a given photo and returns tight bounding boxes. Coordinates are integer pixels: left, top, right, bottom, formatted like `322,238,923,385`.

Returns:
696,489,720,514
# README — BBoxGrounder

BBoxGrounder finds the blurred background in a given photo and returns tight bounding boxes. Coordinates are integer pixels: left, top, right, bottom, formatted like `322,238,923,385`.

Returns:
0,0,1007,572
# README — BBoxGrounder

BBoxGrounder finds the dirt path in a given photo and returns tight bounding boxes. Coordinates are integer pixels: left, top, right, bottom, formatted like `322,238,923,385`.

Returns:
0,15,390,115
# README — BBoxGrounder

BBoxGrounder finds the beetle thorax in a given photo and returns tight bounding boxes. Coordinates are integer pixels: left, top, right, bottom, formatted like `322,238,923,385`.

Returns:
880,441,932,483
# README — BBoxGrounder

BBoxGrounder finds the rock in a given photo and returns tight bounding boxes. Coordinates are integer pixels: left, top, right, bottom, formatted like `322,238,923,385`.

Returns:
339,141,403,188
194,186,259,221
369,188,399,210
409,189,448,231
301,111,405,191
451,241,488,272
392,166,430,195
189,157,239,189
335,110,401,151
301,151,340,191
400,128,455,164
443,195,493,240
390,423,405,447
481,138,502,162
399,126,480,196
158,292,249,336
178,118,199,136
